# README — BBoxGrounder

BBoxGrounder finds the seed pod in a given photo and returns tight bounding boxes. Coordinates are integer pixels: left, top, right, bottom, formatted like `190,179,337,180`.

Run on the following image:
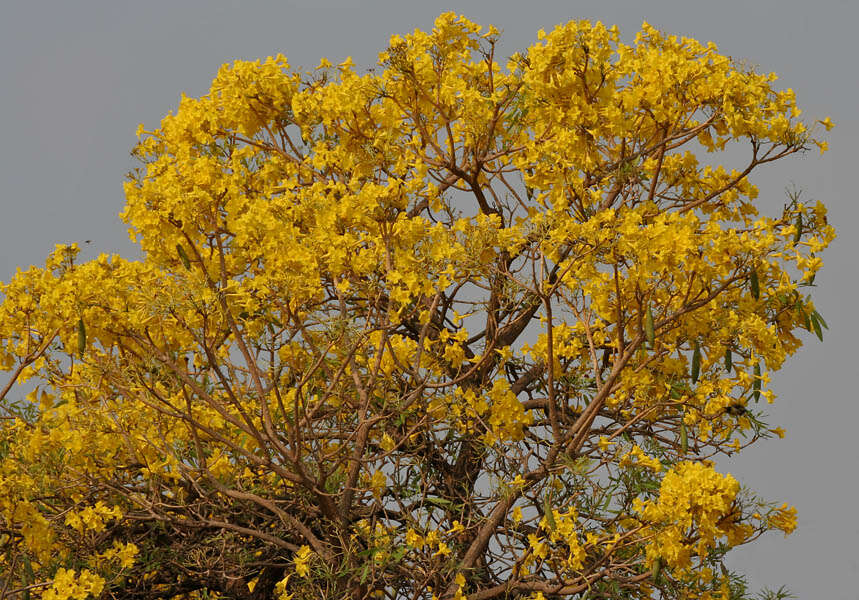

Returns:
752,362,761,402
679,421,688,454
724,347,732,372
691,341,701,384
749,268,760,300
645,304,655,348
793,213,802,244
77,318,86,359
176,243,191,270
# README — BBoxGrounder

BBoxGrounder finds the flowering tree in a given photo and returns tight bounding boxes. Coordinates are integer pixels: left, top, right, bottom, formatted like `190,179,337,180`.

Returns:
0,14,834,600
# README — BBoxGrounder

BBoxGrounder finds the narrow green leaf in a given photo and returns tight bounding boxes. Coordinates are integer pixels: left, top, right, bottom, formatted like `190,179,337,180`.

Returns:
426,496,454,507
750,268,760,300
810,312,823,341
724,347,732,372
543,493,556,531
652,556,662,584
752,362,761,402
691,341,701,384
176,243,192,270
22,554,34,600
679,421,688,454
600,491,612,511
793,213,802,244
77,318,86,359
812,309,828,329
644,304,655,348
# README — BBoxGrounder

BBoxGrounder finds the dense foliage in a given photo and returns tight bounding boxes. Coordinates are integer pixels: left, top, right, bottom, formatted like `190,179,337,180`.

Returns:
0,14,834,600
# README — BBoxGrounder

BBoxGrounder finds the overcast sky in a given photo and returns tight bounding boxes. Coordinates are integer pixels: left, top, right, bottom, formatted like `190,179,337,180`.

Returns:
1,1,855,597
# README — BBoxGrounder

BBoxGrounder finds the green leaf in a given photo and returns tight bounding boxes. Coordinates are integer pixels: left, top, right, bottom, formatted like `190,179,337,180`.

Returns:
543,492,556,531
812,309,828,329
691,341,701,384
652,556,662,584
724,347,732,372
750,268,760,300
752,362,761,402
680,421,688,454
77,318,86,359
22,554,34,600
644,304,655,348
391,545,407,562
176,243,192,270
426,496,454,507
810,312,823,341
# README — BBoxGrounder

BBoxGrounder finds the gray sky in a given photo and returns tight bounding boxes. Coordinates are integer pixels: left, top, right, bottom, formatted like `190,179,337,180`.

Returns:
1,1,855,597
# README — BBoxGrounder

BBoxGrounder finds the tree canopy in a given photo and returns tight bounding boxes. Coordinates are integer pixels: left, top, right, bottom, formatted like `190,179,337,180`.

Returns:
0,13,834,600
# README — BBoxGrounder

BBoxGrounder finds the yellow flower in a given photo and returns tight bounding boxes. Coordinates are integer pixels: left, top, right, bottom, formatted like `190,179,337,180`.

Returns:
511,506,523,523
433,542,451,557
769,503,798,536
116,541,139,568
370,470,387,494
448,520,465,535
405,528,424,549
453,572,467,599
274,574,294,600
510,474,527,488
528,533,547,559
294,545,313,577
380,433,396,452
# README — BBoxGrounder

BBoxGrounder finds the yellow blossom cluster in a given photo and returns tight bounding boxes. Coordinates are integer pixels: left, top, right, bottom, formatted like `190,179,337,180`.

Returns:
768,502,798,536
95,540,139,569
42,568,105,600
619,444,663,472
635,462,754,572
63,502,123,534
293,545,313,577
